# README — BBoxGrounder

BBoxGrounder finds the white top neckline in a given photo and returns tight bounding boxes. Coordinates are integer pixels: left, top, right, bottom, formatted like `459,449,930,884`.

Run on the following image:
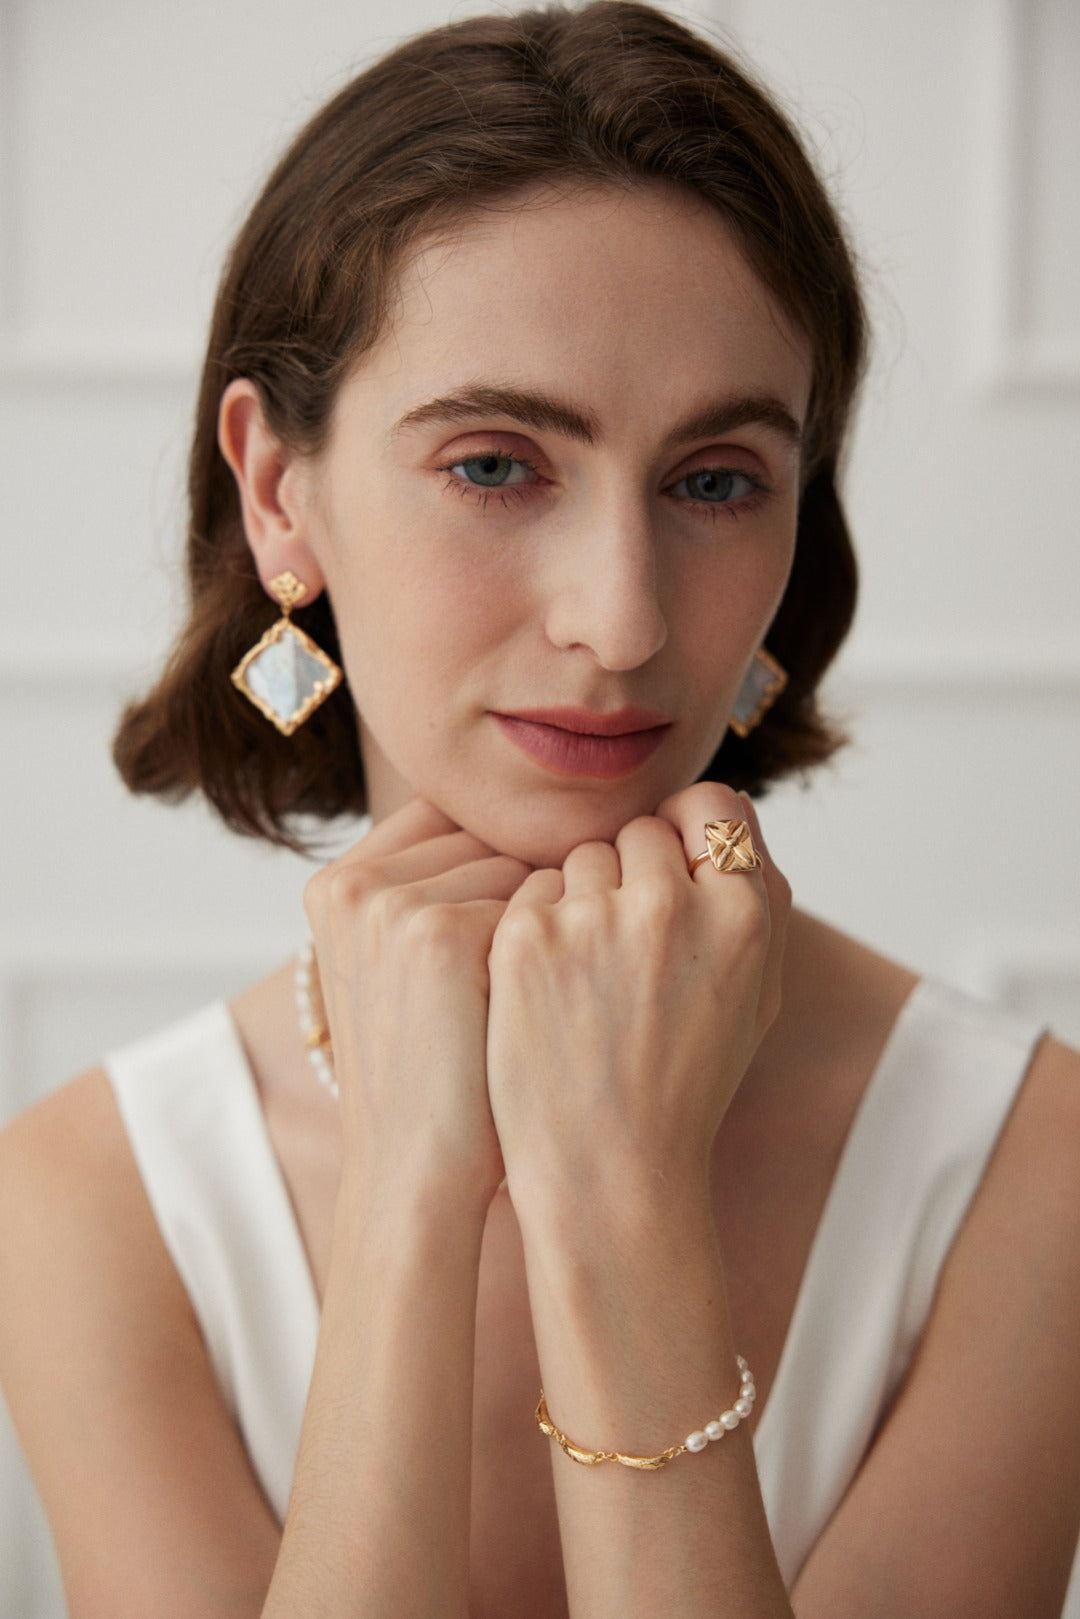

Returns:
107,975,1046,1587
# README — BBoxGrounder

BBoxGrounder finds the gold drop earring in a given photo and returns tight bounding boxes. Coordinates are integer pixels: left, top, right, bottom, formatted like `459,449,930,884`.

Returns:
231,571,343,736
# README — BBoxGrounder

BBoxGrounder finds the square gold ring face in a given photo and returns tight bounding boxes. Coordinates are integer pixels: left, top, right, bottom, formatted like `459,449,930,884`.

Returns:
231,619,343,736
704,820,762,873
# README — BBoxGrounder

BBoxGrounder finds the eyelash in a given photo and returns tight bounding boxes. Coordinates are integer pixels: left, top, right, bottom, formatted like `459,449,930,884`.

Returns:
436,450,771,521
438,453,544,512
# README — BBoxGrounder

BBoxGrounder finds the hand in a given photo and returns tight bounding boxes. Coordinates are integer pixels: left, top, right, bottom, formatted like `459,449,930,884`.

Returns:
485,783,789,1209
303,798,531,1207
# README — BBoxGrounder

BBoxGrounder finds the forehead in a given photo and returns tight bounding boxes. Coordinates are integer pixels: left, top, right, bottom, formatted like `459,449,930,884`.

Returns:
354,180,812,431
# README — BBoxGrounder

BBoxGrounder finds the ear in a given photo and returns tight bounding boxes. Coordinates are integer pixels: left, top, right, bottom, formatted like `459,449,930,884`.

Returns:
217,378,327,603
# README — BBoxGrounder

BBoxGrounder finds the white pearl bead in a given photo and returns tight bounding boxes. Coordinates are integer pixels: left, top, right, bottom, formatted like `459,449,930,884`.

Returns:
686,1430,709,1453
734,1397,752,1418
742,1383,756,1401
705,1421,725,1442
721,1410,740,1430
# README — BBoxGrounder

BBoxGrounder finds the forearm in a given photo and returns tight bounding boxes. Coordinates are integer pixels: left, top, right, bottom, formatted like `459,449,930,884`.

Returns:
264,1169,488,1619
516,1175,792,1619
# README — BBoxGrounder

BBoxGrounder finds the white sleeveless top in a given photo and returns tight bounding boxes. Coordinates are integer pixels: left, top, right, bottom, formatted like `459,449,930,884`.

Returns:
105,979,1078,1605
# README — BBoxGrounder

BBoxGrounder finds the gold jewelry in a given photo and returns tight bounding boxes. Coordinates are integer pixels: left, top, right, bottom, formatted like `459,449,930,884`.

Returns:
231,571,343,736
729,647,787,738
688,819,763,876
536,1357,755,1470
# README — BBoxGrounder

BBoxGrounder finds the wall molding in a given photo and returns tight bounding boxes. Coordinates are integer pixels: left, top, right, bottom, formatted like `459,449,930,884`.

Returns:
0,2,201,387
971,0,1080,396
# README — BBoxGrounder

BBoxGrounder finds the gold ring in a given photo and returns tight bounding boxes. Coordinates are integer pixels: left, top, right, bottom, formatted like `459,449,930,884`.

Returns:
688,819,763,876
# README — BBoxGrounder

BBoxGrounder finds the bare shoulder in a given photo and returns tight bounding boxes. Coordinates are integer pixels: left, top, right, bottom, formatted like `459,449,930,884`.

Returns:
947,1027,1080,1374
984,1028,1080,1204
793,1025,1080,1617
955,1026,1080,1367
781,908,919,1029
747,908,920,1121
0,1069,279,1616
0,1066,165,1320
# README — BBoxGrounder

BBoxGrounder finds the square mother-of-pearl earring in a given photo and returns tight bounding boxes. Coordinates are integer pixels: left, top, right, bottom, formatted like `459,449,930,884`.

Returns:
231,571,343,736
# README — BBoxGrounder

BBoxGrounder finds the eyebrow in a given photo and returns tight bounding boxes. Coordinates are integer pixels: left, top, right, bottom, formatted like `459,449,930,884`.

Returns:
661,396,803,454
393,384,599,445
392,383,803,453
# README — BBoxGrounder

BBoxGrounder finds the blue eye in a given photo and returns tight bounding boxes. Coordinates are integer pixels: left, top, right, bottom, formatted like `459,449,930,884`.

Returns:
451,453,533,488
671,469,756,504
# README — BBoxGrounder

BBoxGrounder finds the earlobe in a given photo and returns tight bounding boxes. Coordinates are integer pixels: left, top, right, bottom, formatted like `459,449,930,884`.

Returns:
217,378,326,601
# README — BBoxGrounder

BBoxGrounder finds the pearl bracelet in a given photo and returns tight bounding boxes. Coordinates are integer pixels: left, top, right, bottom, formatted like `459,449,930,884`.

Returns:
535,1356,756,1470
295,938,338,1099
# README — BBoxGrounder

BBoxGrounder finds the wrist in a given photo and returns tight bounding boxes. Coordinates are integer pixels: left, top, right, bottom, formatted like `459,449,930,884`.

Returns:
510,1154,715,1253
336,1152,495,1243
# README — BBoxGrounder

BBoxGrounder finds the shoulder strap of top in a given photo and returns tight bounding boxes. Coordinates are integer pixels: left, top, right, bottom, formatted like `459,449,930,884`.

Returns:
752,979,1044,1588
105,1002,317,1523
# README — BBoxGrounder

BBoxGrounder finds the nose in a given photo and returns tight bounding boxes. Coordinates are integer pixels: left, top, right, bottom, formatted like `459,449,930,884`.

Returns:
543,494,668,671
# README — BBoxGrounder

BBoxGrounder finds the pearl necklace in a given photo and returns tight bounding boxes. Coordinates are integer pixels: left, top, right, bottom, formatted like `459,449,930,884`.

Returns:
295,939,338,1099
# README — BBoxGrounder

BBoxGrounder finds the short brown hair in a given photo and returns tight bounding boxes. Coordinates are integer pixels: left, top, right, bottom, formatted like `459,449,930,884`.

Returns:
114,0,866,847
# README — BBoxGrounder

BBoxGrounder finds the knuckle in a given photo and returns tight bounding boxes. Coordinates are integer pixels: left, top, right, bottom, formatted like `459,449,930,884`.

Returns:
493,902,543,956
305,859,371,926
723,881,771,952
615,816,657,846
365,881,413,934
302,867,327,926
633,871,681,930
771,867,793,917
492,902,554,971
401,899,459,956
323,860,379,915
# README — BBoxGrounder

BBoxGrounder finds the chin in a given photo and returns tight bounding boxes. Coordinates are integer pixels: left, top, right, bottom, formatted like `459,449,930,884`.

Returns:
436,781,676,870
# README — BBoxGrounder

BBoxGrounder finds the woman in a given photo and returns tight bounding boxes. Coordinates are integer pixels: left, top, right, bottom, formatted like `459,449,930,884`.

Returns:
1,3,1078,1615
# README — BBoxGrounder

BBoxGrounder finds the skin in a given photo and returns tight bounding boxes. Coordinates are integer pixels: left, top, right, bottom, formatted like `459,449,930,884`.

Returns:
1,179,1079,1619
231,179,809,868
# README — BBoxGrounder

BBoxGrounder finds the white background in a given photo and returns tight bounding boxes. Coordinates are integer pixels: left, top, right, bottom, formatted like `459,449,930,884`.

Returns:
1,1,1078,1612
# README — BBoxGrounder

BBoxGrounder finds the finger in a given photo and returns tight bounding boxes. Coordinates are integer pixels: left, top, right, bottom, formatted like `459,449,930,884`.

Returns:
502,866,564,914
306,832,514,931
612,814,688,884
305,815,522,943
736,791,775,867
392,853,532,909
560,839,621,896
738,789,792,942
654,781,762,882
343,796,464,862
370,829,516,887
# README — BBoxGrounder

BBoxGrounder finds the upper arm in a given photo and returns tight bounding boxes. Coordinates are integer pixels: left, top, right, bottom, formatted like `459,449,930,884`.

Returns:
792,1035,1080,1618
0,1068,281,1618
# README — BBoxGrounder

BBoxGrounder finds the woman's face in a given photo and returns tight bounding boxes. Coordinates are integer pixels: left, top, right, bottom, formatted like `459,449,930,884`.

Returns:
301,181,811,866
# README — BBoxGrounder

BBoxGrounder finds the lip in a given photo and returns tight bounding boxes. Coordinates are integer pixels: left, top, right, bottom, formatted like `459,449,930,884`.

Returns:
491,706,672,778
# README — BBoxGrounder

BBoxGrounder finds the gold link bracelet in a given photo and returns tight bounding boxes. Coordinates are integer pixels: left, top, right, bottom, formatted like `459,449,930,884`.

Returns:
535,1356,756,1470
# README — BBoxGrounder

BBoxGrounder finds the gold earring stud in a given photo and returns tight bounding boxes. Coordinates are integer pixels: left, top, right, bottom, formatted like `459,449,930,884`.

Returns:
230,571,343,736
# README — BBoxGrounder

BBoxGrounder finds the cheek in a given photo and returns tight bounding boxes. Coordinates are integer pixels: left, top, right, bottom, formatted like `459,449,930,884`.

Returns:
331,552,518,725
678,535,792,671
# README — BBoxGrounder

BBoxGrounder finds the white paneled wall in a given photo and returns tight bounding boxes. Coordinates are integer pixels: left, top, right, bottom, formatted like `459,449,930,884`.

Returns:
1,1,1078,1613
